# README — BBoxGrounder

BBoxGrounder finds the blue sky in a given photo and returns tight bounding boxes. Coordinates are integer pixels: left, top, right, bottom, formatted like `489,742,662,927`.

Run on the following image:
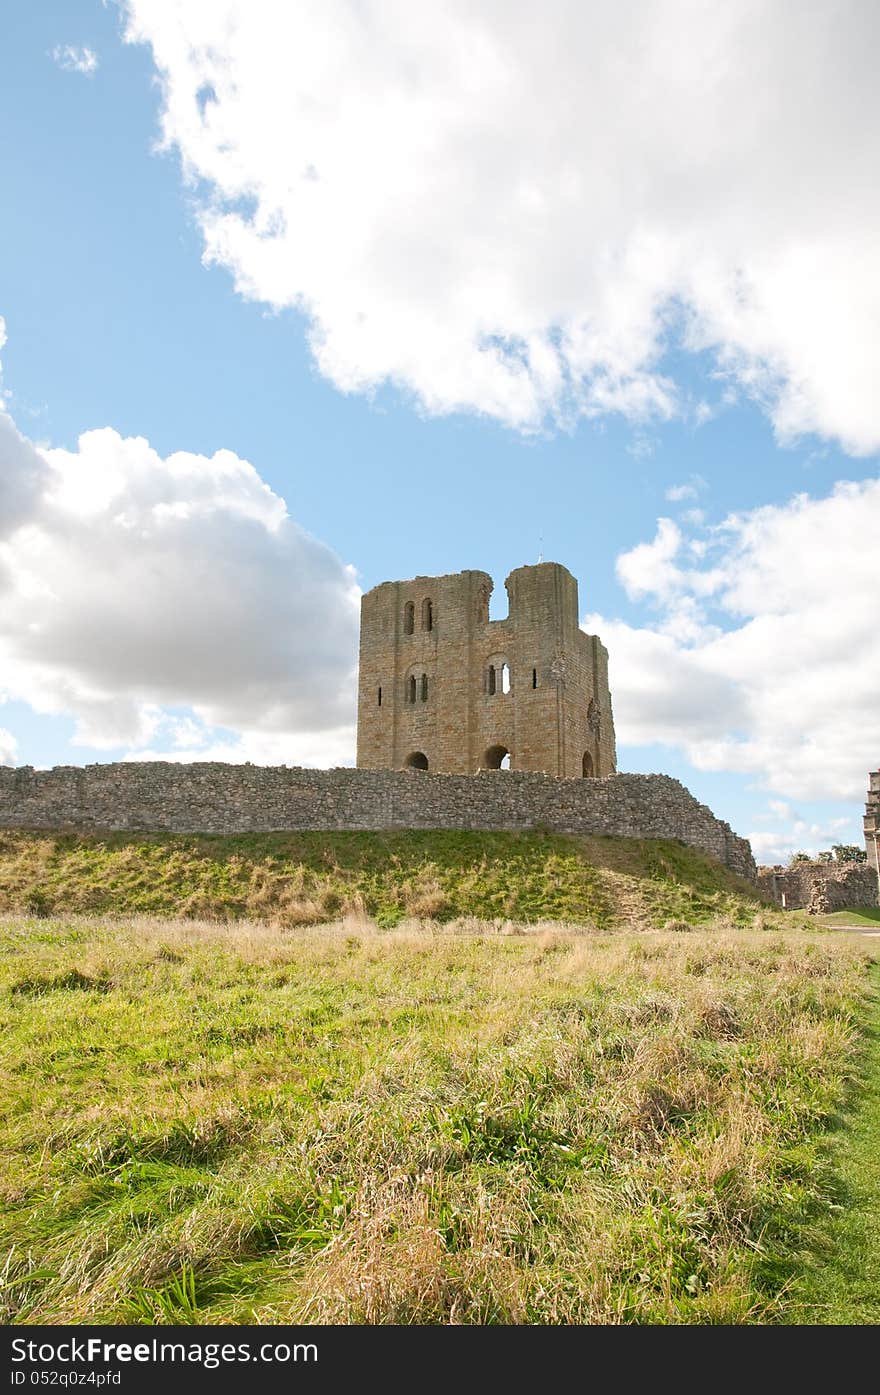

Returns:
1,1,878,863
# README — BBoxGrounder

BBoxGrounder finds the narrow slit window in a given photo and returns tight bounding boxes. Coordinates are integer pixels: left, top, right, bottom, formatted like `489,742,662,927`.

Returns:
407,675,417,704
532,668,537,689
420,673,428,702
378,686,382,707
501,662,510,694
404,602,415,635
488,665,496,696
422,598,433,632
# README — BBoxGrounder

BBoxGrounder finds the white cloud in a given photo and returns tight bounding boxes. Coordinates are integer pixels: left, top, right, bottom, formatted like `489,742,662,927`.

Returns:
588,475,880,802
51,45,99,76
665,474,707,503
125,723,355,769
615,518,684,603
0,406,359,765
747,803,854,864
0,412,51,546
0,729,17,767
124,1,880,451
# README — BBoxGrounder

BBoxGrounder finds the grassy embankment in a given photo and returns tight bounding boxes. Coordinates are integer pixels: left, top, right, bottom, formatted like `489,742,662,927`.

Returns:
0,827,784,931
0,911,873,1324
817,908,880,929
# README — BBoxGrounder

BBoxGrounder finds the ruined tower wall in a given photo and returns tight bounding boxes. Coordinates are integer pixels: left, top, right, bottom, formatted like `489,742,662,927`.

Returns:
865,770,880,872
357,570,490,776
757,862,879,913
356,561,616,777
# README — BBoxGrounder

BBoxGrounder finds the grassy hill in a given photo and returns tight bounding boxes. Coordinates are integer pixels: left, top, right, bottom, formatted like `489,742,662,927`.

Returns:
0,827,781,932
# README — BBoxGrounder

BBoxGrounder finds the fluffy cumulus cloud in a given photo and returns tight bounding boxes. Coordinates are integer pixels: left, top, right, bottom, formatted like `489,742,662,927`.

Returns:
124,1,880,450
587,477,880,807
0,409,50,547
0,408,359,764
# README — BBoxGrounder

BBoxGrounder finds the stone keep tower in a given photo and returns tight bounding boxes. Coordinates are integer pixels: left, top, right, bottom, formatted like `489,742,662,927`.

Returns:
865,771,880,872
356,562,617,777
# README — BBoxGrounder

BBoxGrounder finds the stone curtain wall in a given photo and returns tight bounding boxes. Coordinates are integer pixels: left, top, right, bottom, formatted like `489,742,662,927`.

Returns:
0,763,756,879
757,862,879,913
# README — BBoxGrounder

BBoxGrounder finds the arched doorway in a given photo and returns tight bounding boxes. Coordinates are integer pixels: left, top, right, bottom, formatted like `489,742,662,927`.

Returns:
405,751,429,770
484,744,511,770
582,751,594,777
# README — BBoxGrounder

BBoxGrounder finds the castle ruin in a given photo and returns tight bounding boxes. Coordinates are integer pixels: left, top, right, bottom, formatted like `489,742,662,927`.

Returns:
865,770,880,871
757,772,880,912
0,558,762,879
357,562,616,778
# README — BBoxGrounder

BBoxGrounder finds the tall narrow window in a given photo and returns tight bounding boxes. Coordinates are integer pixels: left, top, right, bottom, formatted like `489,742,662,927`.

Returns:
404,602,415,635
378,686,382,707
532,668,537,689
407,675,417,704
422,598,433,632
420,673,428,702
500,662,511,694
488,665,497,696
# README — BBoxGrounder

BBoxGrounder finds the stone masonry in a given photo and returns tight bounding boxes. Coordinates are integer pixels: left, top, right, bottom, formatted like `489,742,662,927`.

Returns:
757,862,879,914
865,770,880,872
356,562,616,778
0,763,756,879
757,776,880,912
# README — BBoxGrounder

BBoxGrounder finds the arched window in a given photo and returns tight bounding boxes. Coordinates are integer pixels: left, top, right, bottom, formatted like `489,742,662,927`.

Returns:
405,751,429,770
422,598,433,632
407,675,417,704
582,751,595,778
420,673,428,702
486,657,510,696
484,744,510,770
404,602,415,635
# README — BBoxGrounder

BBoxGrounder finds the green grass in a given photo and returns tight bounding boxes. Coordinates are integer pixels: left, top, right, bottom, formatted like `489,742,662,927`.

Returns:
781,963,880,1323
817,908,880,929
0,828,779,932
0,913,872,1324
